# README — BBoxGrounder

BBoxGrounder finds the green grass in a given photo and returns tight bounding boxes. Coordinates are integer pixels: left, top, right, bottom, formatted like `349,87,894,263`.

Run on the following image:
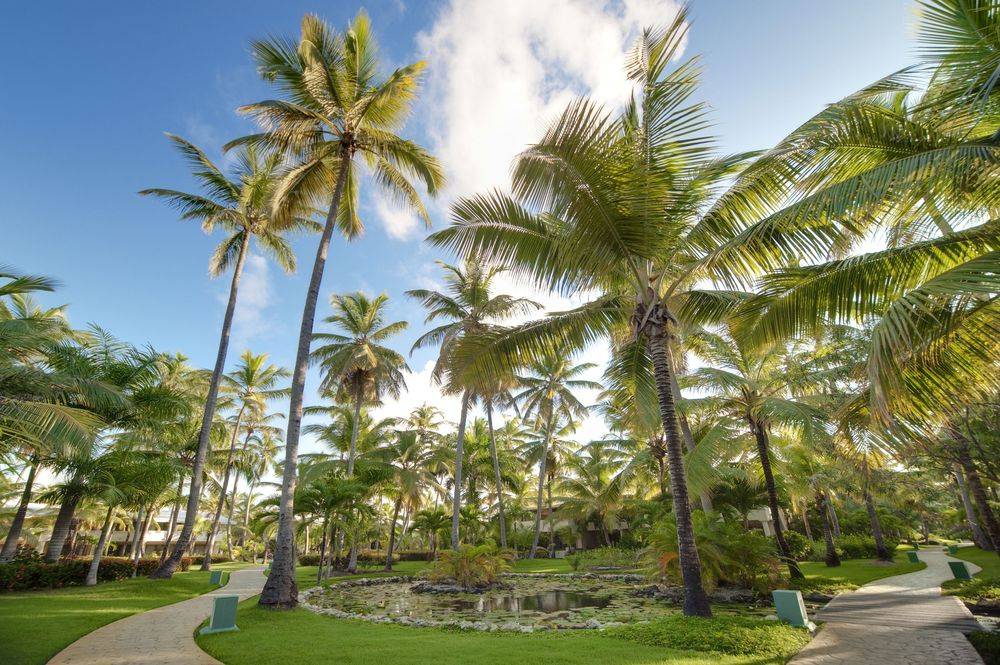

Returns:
796,558,925,594
952,546,1000,578
0,569,224,664
198,599,795,665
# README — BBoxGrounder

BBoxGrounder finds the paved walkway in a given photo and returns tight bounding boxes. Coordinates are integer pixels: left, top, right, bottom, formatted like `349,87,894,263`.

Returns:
791,548,984,664
48,566,265,665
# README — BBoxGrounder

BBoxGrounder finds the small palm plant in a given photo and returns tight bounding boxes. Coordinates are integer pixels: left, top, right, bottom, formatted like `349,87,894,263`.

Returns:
427,544,513,590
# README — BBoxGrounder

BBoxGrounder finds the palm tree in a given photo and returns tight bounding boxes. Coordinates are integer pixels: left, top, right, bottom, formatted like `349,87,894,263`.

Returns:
411,507,449,559
685,327,815,578
514,352,599,558
428,15,784,616
201,352,289,570
372,430,437,569
407,260,538,551
518,416,582,556
558,443,626,546
239,11,444,608
143,138,313,579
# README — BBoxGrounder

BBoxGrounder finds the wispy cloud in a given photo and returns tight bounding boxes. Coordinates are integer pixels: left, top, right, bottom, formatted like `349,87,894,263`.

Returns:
226,253,275,346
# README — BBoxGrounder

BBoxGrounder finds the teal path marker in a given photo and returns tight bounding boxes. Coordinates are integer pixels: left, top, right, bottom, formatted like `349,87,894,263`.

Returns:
772,590,812,628
200,595,240,635
209,570,223,585
948,561,972,580
948,545,959,555
906,551,920,564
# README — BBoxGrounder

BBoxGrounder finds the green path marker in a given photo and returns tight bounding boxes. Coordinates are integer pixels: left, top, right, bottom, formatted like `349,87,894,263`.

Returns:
209,570,223,586
772,590,812,628
906,551,920,564
948,545,959,555
948,561,972,580
200,595,240,635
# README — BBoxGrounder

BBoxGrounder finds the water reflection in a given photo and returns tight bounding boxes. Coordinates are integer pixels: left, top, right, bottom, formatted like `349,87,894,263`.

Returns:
377,590,611,615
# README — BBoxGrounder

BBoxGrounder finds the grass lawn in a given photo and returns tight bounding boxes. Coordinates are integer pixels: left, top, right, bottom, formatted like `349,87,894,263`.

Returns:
952,546,1000,578
0,569,224,664
798,558,925,587
198,599,794,665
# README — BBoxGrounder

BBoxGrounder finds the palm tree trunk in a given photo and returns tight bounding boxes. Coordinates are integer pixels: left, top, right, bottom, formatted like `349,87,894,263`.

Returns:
45,489,81,563
825,491,841,537
225,476,239,560
799,499,813,540
450,390,471,551
345,391,363,573
202,404,247,571
153,229,251,579
485,403,508,549
240,480,255,549
385,496,403,571
645,317,712,618
317,514,329,584
131,506,149,576
529,410,555,559
863,490,892,561
547,475,556,556
86,505,116,586
260,153,352,609
669,371,712,512
956,442,1000,555
159,474,184,565
955,467,990,550
815,489,840,567
0,454,38,562
749,418,803,579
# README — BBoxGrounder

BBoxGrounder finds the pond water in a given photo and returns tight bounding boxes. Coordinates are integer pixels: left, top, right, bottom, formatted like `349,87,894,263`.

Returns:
307,575,765,629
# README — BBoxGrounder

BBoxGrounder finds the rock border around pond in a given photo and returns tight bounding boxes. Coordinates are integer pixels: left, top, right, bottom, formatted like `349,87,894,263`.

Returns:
298,573,770,633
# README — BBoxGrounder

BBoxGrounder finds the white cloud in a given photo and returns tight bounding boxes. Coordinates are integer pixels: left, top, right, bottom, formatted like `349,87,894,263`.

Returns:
372,359,464,429
375,196,422,240
227,253,274,344
417,0,684,201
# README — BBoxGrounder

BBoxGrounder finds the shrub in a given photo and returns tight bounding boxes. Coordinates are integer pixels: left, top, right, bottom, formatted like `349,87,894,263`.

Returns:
0,556,192,592
609,615,811,658
645,513,786,592
568,547,640,572
835,534,898,559
783,531,813,560
942,576,1000,602
426,544,512,589
968,631,1000,665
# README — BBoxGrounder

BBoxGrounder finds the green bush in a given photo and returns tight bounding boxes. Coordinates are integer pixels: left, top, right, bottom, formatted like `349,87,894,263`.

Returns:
567,547,639,572
609,615,811,658
645,513,785,592
835,534,898,559
0,556,192,592
427,544,512,589
783,531,813,560
968,631,1000,665
942,576,1000,602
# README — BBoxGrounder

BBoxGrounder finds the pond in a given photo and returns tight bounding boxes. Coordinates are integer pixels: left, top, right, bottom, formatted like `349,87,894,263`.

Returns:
303,574,772,630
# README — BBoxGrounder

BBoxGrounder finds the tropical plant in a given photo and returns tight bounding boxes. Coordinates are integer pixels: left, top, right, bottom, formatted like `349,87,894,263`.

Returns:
426,543,512,589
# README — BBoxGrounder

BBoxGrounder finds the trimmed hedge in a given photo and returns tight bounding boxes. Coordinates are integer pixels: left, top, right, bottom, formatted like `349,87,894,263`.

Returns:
298,550,432,567
608,615,811,658
835,534,899,559
0,556,193,592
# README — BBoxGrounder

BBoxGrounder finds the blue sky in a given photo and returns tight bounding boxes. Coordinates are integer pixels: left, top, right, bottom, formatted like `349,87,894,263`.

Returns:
2,0,916,453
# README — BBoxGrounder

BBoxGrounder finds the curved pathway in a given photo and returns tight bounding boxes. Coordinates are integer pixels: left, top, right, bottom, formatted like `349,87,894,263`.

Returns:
791,548,984,664
48,567,265,665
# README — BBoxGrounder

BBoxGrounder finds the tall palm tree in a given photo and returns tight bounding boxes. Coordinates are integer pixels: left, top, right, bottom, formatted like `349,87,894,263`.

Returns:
558,443,626,547
518,417,579,555
201,352,289,570
685,328,816,578
143,139,313,579
239,11,443,608
312,292,408,476
372,430,437,569
407,260,538,551
428,15,785,616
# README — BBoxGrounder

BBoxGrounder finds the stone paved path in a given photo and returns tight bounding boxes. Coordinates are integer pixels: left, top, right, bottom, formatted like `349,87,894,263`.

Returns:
48,566,265,665
791,548,985,664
